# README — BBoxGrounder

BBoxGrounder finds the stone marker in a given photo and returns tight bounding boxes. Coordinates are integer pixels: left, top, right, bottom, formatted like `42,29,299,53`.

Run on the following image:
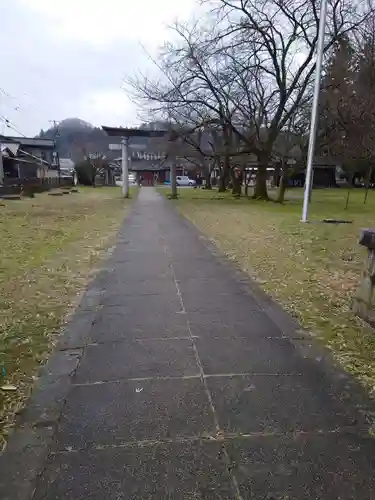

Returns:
353,228,375,326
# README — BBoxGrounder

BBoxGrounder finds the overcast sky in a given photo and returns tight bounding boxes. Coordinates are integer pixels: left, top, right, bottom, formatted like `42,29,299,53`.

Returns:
0,0,199,137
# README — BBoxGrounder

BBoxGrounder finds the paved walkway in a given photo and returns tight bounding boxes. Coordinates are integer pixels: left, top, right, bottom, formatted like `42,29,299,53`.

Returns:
2,187,375,499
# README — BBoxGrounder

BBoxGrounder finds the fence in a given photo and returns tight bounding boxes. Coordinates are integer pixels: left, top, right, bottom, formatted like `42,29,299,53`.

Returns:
0,177,73,197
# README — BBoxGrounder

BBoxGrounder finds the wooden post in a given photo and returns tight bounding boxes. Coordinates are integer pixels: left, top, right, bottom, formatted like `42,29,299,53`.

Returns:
353,229,375,326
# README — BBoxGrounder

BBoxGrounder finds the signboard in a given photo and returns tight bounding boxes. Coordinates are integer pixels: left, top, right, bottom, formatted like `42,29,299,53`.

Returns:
88,152,106,160
109,143,147,151
132,151,162,160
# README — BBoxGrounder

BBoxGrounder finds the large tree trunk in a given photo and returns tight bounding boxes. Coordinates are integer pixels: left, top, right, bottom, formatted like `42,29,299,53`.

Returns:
253,154,269,199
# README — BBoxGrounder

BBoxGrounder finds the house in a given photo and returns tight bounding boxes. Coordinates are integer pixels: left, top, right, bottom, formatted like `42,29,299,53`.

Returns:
0,136,58,183
0,143,18,184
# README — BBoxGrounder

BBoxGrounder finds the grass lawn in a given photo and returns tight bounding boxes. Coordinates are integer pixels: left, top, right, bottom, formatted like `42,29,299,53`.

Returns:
0,186,135,444
160,186,375,392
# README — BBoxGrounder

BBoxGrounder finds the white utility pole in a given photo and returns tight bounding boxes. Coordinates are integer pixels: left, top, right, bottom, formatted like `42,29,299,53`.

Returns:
301,0,328,222
121,136,129,198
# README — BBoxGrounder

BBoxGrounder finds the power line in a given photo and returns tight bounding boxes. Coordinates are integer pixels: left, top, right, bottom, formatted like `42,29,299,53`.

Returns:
0,86,43,116
0,88,29,135
0,86,47,138
0,87,17,101
0,87,23,115
0,116,27,137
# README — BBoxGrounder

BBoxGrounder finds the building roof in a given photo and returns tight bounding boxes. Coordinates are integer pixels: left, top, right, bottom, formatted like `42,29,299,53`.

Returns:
2,136,55,150
1,142,20,156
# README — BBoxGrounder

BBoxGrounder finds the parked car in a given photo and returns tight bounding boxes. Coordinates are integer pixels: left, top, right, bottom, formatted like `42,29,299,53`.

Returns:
176,176,196,186
60,167,78,186
115,174,137,186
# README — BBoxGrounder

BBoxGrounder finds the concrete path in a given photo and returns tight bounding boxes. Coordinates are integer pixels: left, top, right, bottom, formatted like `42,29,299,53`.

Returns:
2,187,375,499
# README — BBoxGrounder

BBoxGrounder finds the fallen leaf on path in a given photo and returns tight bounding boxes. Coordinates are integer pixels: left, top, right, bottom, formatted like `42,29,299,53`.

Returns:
1,385,17,392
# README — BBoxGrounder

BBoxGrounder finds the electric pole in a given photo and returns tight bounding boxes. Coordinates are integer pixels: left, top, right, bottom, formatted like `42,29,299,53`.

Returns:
49,120,61,185
301,0,328,222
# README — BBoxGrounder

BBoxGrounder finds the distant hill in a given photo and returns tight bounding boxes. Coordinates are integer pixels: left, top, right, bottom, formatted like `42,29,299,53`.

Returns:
37,118,170,163
37,118,111,162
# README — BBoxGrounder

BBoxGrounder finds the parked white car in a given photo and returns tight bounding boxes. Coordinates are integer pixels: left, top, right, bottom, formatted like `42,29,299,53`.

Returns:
115,174,137,187
176,176,196,186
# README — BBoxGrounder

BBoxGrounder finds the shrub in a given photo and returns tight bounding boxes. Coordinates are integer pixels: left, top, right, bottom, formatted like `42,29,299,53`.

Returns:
74,161,95,186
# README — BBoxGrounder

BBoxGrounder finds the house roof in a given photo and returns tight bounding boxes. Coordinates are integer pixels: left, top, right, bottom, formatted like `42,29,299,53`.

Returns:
2,136,55,150
1,142,20,156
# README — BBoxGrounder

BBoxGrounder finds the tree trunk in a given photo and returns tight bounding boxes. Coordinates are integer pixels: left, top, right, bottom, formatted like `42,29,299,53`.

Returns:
170,162,177,199
204,163,212,189
218,156,230,192
345,172,354,209
275,160,290,203
231,169,241,197
218,174,226,192
253,154,269,199
273,162,281,187
276,172,288,203
244,168,249,197
205,173,212,189
364,166,373,205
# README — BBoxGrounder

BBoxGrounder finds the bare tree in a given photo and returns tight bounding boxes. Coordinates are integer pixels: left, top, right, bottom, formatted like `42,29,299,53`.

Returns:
273,112,308,203
126,21,254,193
206,0,374,198
126,0,373,200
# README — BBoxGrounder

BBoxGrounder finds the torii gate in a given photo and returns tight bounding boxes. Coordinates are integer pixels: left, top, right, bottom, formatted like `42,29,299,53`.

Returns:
102,126,167,198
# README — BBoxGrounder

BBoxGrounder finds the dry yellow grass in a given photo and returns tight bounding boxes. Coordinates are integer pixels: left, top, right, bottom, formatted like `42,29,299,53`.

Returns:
165,187,375,392
0,187,135,442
